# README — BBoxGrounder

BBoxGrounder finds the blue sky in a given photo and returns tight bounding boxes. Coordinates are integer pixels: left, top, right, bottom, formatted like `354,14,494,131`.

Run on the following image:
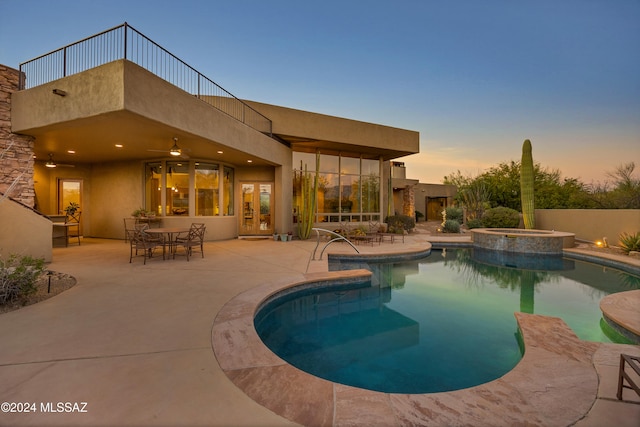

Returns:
1,0,638,184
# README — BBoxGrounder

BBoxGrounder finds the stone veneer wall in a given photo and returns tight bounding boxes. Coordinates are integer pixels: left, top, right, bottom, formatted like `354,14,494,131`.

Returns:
402,185,415,218
0,64,35,208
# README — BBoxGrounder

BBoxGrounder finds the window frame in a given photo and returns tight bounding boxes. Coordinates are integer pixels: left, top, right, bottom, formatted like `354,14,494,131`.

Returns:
292,152,381,224
144,160,233,217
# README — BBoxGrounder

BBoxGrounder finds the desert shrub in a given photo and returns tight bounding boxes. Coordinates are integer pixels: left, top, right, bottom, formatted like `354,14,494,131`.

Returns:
619,232,640,254
0,254,46,304
442,219,461,233
466,218,484,229
385,215,415,233
481,207,520,228
445,207,464,224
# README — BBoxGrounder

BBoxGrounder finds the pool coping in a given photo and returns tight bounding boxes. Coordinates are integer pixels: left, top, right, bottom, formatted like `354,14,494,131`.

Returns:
600,290,640,344
211,248,638,426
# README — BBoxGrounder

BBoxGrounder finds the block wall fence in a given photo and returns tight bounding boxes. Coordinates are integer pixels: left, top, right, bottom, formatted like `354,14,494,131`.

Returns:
535,209,639,245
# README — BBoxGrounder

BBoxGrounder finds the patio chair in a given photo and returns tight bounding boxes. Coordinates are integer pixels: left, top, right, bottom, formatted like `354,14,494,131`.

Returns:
173,223,206,261
123,217,137,242
65,212,81,246
128,227,164,264
337,221,354,240
367,220,383,244
134,223,164,245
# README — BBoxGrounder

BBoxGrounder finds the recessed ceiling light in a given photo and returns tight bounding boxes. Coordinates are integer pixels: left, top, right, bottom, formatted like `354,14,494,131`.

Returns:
217,150,223,154
247,160,253,163
67,150,76,154
115,144,123,148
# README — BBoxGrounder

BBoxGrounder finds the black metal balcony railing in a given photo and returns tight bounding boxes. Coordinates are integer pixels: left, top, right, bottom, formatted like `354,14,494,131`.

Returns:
19,22,272,136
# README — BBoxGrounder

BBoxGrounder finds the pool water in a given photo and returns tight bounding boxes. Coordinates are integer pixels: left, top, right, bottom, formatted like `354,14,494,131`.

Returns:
254,248,640,393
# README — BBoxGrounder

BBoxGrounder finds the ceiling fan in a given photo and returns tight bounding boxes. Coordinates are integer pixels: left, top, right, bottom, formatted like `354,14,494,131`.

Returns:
147,137,190,159
45,153,75,168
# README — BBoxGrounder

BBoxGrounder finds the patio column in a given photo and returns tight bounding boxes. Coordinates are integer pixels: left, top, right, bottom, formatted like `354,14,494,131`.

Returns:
0,64,36,208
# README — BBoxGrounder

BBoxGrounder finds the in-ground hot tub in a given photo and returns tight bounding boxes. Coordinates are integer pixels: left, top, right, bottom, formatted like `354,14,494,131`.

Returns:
470,228,575,254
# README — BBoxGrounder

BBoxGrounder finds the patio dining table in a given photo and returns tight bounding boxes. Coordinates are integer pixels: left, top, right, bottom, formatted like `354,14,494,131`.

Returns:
144,227,190,258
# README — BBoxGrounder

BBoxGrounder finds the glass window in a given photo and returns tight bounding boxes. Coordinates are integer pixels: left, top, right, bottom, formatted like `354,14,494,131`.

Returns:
223,166,234,215
361,173,380,213
340,174,360,213
361,159,379,176
195,163,219,216
166,161,189,216
145,162,162,215
293,152,317,172
319,154,338,173
340,157,360,175
318,172,339,217
292,152,381,224
144,161,234,217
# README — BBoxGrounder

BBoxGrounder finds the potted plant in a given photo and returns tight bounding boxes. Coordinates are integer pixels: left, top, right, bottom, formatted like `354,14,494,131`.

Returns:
132,208,147,218
64,202,80,216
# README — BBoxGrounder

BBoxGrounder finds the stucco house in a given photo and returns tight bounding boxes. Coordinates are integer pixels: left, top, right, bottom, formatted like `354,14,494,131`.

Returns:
0,23,454,261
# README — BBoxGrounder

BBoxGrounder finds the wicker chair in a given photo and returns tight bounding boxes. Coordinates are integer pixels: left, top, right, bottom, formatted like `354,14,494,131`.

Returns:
173,223,206,261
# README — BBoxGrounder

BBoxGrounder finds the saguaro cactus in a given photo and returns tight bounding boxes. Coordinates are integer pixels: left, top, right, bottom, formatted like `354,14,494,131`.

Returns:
520,139,535,229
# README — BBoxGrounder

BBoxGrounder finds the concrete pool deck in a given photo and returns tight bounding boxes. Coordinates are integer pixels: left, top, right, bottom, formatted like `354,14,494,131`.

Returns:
0,227,639,426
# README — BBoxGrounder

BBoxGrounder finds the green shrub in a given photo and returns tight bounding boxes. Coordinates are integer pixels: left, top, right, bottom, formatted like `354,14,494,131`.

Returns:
466,218,484,229
619,232,640,254
482,207,520,228
442,219,461,233
0,254,46,304
445,207,464,224
385,215,415,234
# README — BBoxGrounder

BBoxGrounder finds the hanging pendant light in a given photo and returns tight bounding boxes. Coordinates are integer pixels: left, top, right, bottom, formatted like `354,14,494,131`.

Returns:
45,153,57,168
169,137,181,156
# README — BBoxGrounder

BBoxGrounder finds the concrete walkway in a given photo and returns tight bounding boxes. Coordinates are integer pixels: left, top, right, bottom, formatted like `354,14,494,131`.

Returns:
0,231,638,426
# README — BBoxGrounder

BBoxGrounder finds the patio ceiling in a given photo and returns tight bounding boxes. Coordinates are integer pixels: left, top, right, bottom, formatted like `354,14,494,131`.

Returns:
27,110,276,168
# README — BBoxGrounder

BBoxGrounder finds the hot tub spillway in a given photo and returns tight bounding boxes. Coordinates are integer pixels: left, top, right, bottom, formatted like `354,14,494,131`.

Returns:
470,228,575,255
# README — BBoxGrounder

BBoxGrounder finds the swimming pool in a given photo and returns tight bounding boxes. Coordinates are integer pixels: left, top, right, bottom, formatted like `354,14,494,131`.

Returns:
254,248,640,394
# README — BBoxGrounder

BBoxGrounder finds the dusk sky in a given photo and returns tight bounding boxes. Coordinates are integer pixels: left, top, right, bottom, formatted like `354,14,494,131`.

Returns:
1,0,638,185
